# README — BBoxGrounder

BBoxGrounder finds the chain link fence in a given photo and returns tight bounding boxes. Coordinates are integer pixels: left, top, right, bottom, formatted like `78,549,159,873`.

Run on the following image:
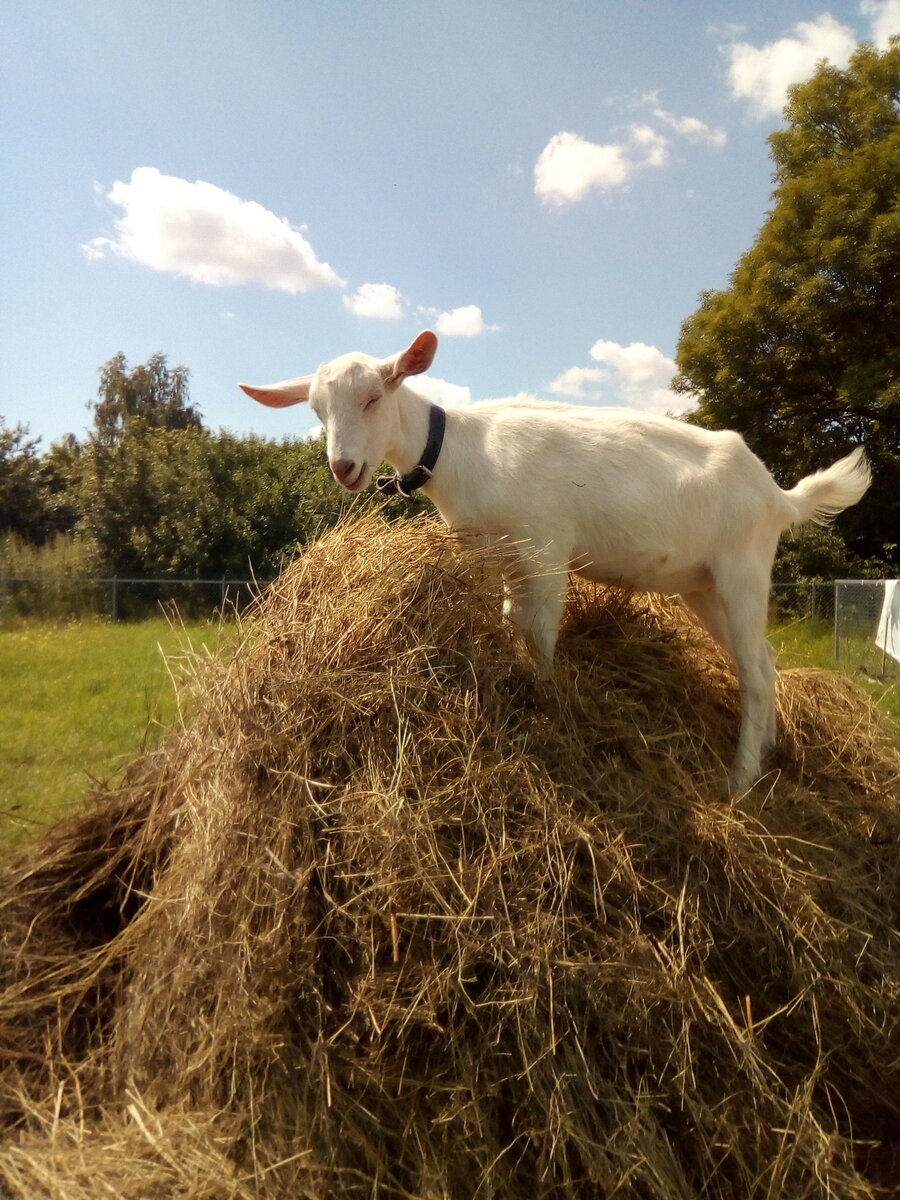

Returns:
3,576,898,683
1,576,839,626
0,576,271,625
0,576,865,628
834,579,900,681
770,581,836,624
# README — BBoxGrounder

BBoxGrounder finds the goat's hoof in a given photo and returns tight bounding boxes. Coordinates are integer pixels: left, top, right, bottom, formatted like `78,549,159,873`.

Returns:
726,768,759,798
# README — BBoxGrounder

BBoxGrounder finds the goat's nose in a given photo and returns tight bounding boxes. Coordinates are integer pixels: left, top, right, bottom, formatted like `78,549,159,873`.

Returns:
331,458,358,486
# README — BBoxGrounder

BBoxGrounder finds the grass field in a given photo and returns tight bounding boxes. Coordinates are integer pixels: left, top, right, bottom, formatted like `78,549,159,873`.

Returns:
0,618,227,845
770,617,900,727
1,614,897,848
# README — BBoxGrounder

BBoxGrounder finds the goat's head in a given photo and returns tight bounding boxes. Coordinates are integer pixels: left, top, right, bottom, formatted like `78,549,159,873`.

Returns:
239,331,438,492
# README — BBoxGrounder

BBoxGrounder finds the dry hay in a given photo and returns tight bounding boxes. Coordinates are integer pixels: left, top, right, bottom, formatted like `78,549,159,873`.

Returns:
1,512,899,1199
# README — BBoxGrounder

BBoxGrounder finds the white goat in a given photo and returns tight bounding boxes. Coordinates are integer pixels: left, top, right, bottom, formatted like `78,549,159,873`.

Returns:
240,331,871,791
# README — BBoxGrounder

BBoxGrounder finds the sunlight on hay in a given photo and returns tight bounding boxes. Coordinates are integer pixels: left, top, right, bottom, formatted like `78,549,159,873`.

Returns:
1,512,898,1199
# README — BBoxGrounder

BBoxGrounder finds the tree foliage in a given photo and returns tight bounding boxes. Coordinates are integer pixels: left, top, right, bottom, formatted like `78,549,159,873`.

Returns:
90,352,202,446
0,417,45,541
0,418,78,545
675,39,900,569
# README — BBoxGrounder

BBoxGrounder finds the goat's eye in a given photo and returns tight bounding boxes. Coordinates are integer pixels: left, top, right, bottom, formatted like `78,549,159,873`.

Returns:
365,394,380,410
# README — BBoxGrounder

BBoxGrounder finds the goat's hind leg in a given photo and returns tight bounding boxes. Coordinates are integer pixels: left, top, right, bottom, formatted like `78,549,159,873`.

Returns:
683,584,777,792
719,581,777,792
761,639,777,755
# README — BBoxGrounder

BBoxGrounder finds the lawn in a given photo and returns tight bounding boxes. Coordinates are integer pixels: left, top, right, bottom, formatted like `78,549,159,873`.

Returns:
0,618,227,846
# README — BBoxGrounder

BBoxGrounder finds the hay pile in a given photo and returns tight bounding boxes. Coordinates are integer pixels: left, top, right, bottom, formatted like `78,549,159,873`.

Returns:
2,513,899,1199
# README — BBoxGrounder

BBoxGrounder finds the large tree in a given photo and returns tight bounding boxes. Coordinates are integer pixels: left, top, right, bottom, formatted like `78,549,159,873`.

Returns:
674,38,900,569
79,353,205,573
90,352,202,446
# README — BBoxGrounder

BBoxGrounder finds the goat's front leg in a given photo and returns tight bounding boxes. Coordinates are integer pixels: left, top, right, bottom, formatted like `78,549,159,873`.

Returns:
502,566,568,679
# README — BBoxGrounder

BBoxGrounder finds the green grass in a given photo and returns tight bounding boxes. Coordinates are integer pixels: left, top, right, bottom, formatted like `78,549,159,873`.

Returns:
0,618,227,846
771,618,900,731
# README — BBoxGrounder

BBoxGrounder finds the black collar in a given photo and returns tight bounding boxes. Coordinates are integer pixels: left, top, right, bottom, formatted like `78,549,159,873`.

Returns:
375,404,446,500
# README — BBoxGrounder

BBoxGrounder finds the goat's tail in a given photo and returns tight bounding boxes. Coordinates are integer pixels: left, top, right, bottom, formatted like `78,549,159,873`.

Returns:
784,446,872,527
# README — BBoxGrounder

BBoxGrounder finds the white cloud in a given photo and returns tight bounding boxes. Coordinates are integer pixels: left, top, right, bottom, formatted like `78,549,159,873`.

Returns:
548,339,691,416
534,131,631,206
408,374,473,408
434,304,495,337
628,124,670,168
862,0,900,47
590,338,670,382
84,167,344,292
344,282,405,319
547,366,609,400
724,15,857,118
534,98,724,208
647,102,727,149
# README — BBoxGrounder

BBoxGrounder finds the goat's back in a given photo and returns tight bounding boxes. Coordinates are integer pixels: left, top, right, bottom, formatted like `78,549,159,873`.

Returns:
461,403,783,522
434,404,796,589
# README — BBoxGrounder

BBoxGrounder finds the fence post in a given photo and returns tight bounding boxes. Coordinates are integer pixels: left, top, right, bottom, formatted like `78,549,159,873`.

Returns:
111,577,117,623
833,582,840,661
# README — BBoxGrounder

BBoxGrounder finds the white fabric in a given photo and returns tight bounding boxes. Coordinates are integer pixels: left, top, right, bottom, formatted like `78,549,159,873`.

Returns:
874,579,900,664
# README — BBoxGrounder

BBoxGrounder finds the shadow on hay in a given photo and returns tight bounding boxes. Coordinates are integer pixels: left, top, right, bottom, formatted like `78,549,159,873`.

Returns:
1,512,899,1199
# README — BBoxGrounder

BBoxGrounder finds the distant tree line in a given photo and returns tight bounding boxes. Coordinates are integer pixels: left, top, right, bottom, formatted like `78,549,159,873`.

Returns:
0,352,417,581
3,43,898,583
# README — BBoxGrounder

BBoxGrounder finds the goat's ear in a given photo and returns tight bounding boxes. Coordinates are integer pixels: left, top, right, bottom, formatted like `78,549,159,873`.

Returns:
383,330,438,386
238,375,313,408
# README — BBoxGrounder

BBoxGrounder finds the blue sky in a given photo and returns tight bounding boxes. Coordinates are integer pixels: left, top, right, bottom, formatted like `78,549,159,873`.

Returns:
3,0,898,446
